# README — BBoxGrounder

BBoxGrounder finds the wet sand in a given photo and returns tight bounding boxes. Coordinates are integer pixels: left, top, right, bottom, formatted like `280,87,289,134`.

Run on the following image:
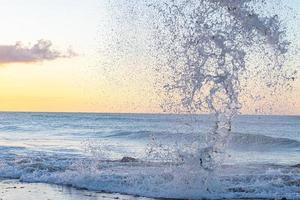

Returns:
0,179,155,200
0,179,288,200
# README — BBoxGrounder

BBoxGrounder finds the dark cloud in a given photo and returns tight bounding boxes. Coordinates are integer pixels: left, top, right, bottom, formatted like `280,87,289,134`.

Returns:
0,40,76,64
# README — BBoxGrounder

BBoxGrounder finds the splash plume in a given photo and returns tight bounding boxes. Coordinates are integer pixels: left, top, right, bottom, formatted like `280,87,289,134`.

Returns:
148,0,296,170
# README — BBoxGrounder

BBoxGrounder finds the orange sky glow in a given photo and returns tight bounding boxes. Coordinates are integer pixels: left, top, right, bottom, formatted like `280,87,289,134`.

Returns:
0,0,299,115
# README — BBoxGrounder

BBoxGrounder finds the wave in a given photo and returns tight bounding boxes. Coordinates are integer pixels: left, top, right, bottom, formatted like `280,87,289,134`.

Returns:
0,125,26,132
104,130,300,151
228,133,300,151
104,130,163,139
0,153,299,199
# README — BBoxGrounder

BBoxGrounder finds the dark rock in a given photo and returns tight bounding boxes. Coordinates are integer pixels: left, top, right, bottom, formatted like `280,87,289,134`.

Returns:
286,179,300,187
227,187,255,193
120,156,138,163
291,164,300,168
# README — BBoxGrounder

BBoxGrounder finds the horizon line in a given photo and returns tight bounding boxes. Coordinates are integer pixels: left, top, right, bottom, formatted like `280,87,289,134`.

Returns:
0,110,299,117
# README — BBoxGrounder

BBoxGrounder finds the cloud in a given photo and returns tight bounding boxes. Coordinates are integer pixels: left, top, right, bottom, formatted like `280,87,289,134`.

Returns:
0,39,77,64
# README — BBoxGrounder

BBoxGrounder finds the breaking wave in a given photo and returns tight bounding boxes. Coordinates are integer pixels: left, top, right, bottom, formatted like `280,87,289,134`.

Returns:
229,133,300,150
104,129,300,151
0,151,299,199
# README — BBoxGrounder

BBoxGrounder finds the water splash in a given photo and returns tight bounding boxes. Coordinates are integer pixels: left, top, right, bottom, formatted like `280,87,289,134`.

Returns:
148,0,296,170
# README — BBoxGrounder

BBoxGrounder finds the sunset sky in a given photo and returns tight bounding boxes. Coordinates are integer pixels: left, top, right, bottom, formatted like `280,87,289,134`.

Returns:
0,0,299,114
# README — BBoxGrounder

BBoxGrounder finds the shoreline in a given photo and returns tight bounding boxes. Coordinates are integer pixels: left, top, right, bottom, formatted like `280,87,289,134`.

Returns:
0,179,288,200
0,179,156,200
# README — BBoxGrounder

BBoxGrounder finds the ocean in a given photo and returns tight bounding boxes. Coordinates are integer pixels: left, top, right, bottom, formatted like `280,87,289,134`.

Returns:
0,112,299,199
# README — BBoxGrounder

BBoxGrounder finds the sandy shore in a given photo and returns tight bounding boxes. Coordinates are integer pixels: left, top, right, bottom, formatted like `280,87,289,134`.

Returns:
0,179,288,200
0,179,155,200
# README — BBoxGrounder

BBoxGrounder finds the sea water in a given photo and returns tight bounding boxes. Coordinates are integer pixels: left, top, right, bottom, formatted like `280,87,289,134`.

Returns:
0,112,299,199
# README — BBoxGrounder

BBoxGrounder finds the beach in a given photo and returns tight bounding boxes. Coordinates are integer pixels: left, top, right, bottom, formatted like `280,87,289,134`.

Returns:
0,179,155,200
0,0,299,199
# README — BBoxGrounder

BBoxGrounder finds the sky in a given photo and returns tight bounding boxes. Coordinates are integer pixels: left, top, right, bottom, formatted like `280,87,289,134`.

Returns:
0,0,299,114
